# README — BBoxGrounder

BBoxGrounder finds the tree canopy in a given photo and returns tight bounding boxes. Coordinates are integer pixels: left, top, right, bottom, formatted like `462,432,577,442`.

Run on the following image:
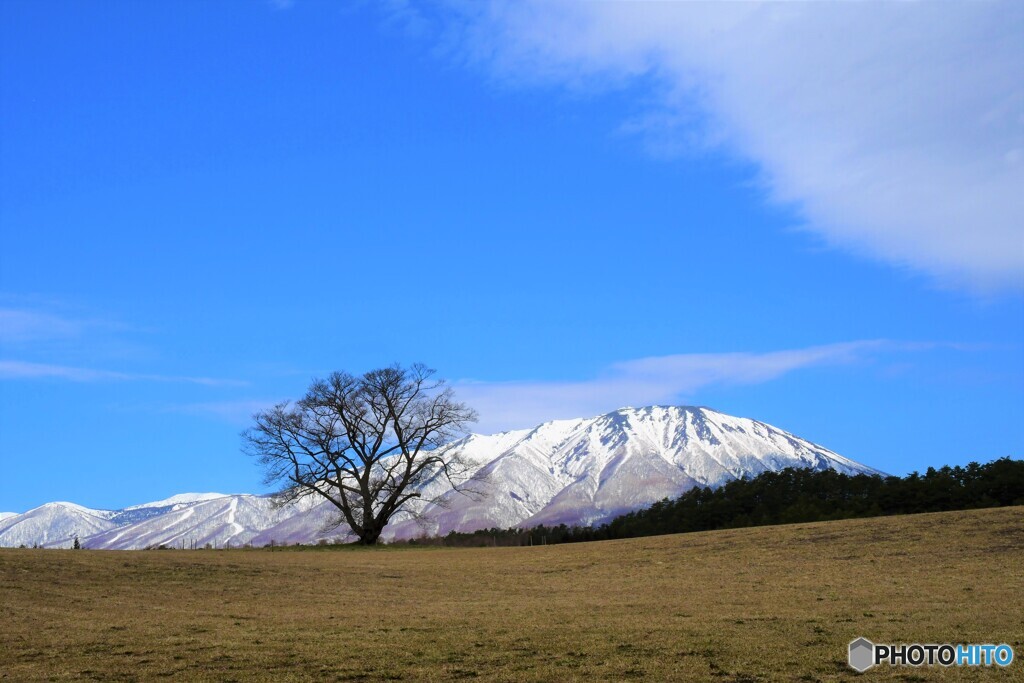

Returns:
243,363,477,544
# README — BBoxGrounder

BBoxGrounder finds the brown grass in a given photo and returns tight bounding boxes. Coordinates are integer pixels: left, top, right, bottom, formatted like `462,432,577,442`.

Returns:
1,507,1022,682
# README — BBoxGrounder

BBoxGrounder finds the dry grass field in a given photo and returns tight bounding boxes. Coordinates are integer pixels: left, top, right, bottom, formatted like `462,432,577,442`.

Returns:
1,507,1021,682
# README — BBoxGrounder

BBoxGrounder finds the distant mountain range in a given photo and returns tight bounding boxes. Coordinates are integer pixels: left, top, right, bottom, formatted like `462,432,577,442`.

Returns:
0,406,882,549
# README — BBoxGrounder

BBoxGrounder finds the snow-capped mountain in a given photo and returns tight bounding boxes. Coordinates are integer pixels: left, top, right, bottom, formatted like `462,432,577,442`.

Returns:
109,493,234,528
121,492,229,510
0,406,882,549
0,501,118,548
386,405,880,537
85,494,328,550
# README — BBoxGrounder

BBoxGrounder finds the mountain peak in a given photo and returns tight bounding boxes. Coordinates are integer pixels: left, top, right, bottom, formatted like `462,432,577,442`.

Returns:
1,405,881,549
123,493,230,510
33,501,111,515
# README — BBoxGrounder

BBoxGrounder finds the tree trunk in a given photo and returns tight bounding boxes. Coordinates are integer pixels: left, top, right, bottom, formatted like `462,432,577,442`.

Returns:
357,526,382,545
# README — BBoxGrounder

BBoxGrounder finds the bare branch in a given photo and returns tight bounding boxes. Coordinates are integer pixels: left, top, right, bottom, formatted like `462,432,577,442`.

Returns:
243,363,478,544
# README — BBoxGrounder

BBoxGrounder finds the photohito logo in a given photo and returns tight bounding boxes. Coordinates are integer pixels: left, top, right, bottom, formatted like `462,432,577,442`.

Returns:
848,638,1014,672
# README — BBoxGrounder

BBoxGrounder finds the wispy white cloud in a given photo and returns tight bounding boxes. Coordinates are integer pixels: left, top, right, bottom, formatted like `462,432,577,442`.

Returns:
167,341,956,431
0,305,140,348
434,1,1024,292
453,341,933,434
172,399,280,424
0,303,243,388
0,360,245,388
0,308,84,343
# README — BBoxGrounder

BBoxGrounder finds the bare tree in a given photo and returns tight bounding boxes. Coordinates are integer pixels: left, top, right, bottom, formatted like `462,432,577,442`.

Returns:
243,364,478,545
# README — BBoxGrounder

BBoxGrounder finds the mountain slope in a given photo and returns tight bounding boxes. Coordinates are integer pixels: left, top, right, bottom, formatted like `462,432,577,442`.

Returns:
387,405,879,537
0,502,117,548
85,495,328,550
0,406,881,549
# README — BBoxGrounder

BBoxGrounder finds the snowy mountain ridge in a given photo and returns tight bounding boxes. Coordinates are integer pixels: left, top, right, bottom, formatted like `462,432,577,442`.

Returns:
121,492,229,511
0,406,882,549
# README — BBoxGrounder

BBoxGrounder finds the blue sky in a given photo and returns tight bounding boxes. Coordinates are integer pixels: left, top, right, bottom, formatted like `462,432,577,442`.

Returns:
1,1,1022,512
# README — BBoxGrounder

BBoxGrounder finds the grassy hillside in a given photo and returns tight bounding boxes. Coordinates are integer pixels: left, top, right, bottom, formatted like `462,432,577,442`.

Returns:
1,507,1021,681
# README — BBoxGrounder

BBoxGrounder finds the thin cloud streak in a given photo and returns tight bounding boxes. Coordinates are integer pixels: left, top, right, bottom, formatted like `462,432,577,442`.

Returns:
437,1,1024,291
0,360,246,388
170,341,966,431
454,341,931,435
0,308,83,343
172,399,281,424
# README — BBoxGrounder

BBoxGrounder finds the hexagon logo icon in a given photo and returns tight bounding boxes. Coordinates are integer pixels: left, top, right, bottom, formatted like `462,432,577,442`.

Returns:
848,637,875,672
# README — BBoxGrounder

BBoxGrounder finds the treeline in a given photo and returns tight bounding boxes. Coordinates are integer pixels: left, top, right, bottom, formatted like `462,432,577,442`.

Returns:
394,457,1023,547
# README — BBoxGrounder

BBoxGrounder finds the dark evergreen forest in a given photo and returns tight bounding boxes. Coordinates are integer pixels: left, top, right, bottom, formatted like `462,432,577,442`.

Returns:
397,457,1023,547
